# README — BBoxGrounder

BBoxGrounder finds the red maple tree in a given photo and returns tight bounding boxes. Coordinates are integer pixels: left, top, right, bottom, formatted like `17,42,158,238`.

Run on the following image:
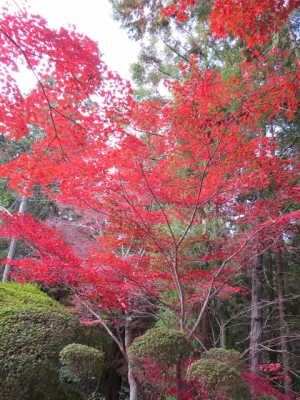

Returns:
0,3,299,399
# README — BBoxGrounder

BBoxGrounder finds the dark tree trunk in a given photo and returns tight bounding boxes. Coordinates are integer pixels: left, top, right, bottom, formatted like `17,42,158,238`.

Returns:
106,340,123,400
201,306,212,350
275,251,293,398
218,300,228,349
266,254,278,365
175,358,185,400
250,254,263,372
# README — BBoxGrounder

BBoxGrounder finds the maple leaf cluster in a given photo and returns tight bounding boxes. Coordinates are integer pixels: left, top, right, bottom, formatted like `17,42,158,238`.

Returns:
162,0,300,47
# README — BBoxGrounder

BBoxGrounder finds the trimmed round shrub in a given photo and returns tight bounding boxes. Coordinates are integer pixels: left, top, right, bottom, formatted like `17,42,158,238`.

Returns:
187,359,251,400
128,328,193,397
128,327,193,370
202,348,247,371
0,283,81,400
60,343,104,395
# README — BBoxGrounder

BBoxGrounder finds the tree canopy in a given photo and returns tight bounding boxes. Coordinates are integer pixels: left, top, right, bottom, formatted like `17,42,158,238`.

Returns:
0,0,299,398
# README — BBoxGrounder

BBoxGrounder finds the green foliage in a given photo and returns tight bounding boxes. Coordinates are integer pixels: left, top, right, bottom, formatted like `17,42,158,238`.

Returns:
60,343,104,374
0,283,81,400
0,178,15,209
128,328,193,398
128,327,193,370
258,396,278,400
202,348,247,371
187,359,251,400
0,282,66,308
60,343,104,395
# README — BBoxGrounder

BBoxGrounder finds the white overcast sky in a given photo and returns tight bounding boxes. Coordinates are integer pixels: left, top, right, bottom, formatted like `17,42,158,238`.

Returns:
5,0,141,89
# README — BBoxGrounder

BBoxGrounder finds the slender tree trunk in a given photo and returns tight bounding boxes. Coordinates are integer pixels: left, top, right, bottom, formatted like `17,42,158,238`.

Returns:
125,311,138,400
106,340,122,400
72,294,149,400
287,17,300,60
275,251,293,398
2,196,27,283
266,253,278,365
175,358,185,400
201,306,212,351
219,300,228,349
250,254,263,372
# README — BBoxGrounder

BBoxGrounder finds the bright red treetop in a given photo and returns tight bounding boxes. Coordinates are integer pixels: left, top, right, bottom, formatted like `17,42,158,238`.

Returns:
0,4,132,194
162,0,300,47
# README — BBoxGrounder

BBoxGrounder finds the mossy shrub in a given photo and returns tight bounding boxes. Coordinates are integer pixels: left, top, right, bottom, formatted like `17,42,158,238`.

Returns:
0,281,65,308
0,283,81,400
128,327,193,371
202,348,247,371
187,359,252,400
128,328,193,396
60,343,104,394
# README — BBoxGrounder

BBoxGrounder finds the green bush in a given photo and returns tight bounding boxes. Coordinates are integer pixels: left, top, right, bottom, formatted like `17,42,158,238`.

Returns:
258,396,278,400
187,359,251,400
128,327,193,370
128,328,193,398
202,348,247,371
60,343,104,395
0,283,81,400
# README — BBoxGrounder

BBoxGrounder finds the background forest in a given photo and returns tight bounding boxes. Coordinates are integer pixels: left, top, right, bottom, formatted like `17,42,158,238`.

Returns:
0,0,300,399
